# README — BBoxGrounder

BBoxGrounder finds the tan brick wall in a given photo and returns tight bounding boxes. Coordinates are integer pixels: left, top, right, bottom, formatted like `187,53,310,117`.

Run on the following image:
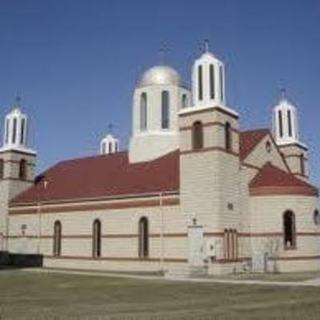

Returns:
179,107,239,154
243,135,288,171
179,107,241,234
279,144,309,178
8,196,189,272
248,195,320,272
0,150,36,250
0,151,36,181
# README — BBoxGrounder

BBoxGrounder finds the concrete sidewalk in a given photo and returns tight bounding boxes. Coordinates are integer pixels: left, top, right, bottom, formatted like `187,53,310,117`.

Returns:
22,267,320,287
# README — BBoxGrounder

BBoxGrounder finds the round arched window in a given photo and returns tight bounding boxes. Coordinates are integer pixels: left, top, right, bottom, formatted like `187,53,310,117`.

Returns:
313,210,320,225
266,141,272,153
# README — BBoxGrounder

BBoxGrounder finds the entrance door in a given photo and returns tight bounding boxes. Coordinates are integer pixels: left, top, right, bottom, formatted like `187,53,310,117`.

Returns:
188,224,204,267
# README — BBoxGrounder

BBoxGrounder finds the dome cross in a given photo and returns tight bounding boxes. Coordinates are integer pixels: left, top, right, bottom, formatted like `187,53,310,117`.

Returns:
159,42,169,65
204,39,209,53
13,95,22,110
280,87,287,100
108,123,114,134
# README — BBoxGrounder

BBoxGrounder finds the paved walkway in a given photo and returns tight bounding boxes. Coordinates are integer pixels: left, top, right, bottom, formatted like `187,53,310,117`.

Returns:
22,268,320,287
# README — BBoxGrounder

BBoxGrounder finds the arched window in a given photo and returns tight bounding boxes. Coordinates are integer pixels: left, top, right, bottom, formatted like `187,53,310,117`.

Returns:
102,142,107,154
5,119,9,144
198,65,203,101
225,122,232,151
19,159,27,180
53,220,62,256
278,110,283,138
161,91,170,129
265,141,272,153
192,121,203,150
233,230,238,260
0,159,4,179
20,118,26,144
223,229,238,260
223,229,230,260
140,92,147,131
287,110,292,137
182,94,188,109
300,154,305,176
209,64,215,99
92,219,102,258
138,217,149,258
283,211,296,249
12,118,17,144
219,65,224,101
314,210,320,225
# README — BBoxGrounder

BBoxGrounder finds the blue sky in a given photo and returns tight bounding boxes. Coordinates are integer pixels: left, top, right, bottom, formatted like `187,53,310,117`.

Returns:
0,0,319,185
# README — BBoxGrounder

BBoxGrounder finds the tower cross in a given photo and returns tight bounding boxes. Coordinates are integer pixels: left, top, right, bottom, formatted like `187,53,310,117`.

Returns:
159,43,168,65
280,87,287,100
108,123,114,134
16,95,21,104
204,39,209,53
14,95,22,109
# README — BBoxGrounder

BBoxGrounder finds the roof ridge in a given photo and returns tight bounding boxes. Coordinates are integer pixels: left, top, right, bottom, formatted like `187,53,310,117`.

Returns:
240,128,270,134
58,150,128,164
45,149,180,169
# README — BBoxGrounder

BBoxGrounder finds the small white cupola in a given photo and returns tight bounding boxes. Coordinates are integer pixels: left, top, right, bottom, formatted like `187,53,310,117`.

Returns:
100,131,119,155
192,40,226,107
1,97,34,153
273,89,300,146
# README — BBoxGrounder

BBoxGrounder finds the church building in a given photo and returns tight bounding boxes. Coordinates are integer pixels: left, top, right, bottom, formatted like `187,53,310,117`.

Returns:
0,44,319,275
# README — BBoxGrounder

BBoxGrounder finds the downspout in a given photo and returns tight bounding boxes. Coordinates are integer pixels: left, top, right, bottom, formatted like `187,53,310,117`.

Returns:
37,201,42,254
37,180,47,255
159,192,164,274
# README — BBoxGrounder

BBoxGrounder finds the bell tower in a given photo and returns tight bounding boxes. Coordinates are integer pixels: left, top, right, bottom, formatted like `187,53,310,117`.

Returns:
100,133,119,155
0,97,37,250
273,90,308,179
192,40,226,107
179,43,241,266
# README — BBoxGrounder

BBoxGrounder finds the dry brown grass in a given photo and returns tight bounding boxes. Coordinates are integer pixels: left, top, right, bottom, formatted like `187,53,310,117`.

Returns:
212,270,320,282
1,270,320,319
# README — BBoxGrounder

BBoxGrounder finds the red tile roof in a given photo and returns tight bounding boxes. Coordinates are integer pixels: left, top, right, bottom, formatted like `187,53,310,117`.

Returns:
239,129,270,160
11,128,317,206
11,150,180,205
249,162,318,196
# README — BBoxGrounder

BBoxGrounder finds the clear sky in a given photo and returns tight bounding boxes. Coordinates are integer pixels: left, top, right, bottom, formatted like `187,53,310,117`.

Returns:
0,0,319,185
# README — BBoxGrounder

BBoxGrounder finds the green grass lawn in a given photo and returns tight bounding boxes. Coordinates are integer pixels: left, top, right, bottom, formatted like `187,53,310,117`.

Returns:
1,270,320,320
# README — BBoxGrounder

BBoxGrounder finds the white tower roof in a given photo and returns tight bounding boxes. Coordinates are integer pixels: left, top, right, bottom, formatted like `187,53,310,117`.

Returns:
191,41,228,110
0,97,36,154
100,133,119,155
273,90,303,147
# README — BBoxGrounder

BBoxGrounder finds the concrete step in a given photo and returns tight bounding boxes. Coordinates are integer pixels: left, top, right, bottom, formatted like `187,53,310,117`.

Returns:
165,265,208,278
189,266,208,277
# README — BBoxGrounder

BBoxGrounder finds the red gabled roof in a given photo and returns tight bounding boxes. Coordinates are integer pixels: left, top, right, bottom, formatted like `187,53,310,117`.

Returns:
11,150,180,205
239,129,270,160
249,162,318,197
12,127,315,206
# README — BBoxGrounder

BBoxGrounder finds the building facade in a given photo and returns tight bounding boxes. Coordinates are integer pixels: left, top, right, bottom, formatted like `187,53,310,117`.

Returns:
0,46,319,275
